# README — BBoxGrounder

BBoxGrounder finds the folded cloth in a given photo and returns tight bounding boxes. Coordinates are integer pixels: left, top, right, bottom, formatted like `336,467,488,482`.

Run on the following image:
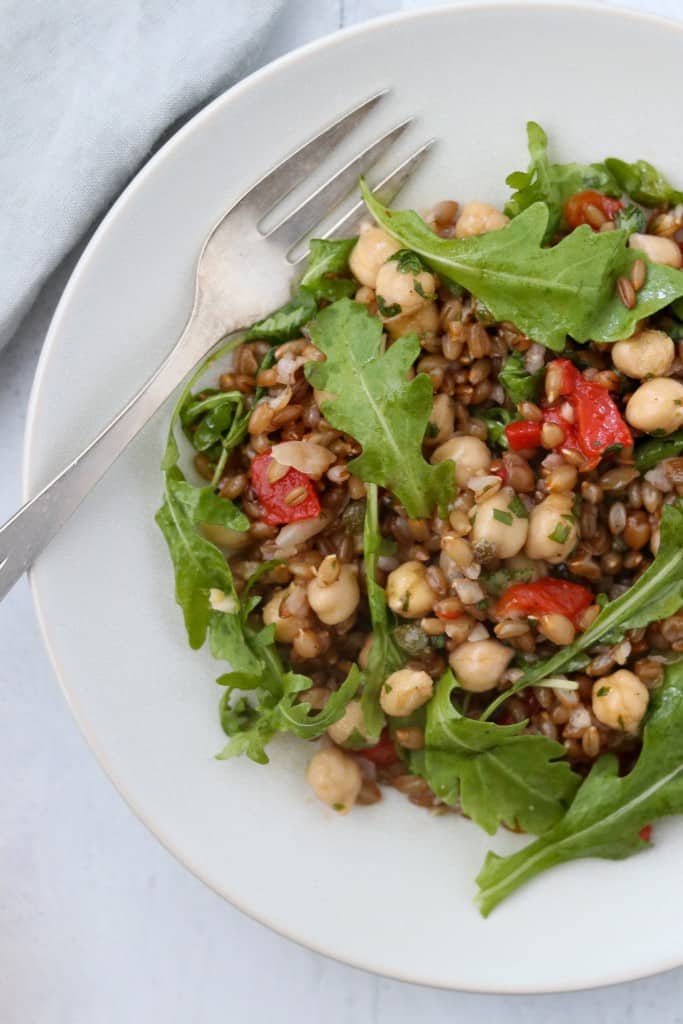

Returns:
0,0,284,349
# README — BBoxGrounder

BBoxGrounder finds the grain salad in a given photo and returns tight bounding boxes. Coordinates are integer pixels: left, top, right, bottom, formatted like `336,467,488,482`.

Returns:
157,123,683,914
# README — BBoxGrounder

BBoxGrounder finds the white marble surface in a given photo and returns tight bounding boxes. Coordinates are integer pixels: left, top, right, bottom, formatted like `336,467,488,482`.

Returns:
4,2,683,1021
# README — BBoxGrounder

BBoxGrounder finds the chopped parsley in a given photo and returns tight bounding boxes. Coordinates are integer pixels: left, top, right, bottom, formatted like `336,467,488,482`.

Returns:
414,279,437,301
493,508,514,526
389,249,428,274
548,522,571,544
508,495,528,519
376,295,402,318
596,686,611,697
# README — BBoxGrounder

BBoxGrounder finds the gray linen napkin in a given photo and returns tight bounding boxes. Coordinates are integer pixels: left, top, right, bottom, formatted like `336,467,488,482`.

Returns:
0,0,284,349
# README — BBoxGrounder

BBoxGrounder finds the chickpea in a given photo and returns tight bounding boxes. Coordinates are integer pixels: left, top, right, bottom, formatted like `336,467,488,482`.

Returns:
384,300,440,340
349,224,401,288
201,522,251,551
592,669,649,734
455,201,509,239
307,560,360,625
425,394,456,447
380,667,434,717
611,329,674,380
327,699,372,746
525,493,578,564
306,747,363,813
262,586,303,643
471,486,528,559
386,561,436,618
629,233,683,269
431,434,491,488
449,639,513,692
625,377,683,435
375,260,436,318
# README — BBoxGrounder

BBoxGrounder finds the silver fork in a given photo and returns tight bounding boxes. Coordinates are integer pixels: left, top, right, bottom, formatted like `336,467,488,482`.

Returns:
0,92,433,602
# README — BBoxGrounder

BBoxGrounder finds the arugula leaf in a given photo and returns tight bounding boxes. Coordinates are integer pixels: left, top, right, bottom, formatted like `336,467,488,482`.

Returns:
217,667,362,764
498,352,543,405
219,696,281,764
305,299,455,517
505,122,619,240
605,157,683,207
634,430,683,473
423,672,579,835
279,665,362,738
484,500,683,719
246,289,317,343
300,238,357,302
362,183,683,351
476,658,683,916
167,475,248,532
477,407,513,449
360,484,403,738
155,468,245,650
156,330,362,765
180,390,245,453
614,203,647,235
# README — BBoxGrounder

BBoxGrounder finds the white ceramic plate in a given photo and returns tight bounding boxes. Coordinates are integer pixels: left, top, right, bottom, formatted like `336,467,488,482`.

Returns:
26,2,683,992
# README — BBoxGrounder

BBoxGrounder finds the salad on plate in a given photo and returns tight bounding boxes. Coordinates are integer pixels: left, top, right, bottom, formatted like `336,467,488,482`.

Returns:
156,124,683,914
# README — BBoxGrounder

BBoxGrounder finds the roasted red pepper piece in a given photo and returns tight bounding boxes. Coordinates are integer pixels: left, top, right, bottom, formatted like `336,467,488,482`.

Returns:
496,577,594,628
250,450,321,526
505,420,543,451
543,359,632,471
362,729,399,767
564,190,623,230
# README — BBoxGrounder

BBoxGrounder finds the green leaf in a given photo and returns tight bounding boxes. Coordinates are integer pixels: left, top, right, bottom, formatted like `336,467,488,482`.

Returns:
217,667,361,764
362,183,683,351
301,238,357,301
209,612,269,684
484,500,683,718
246,289,317,343
476,658,683,916
505,122,619,240
614,203,647,235
360,484,403,739
218,697,280,765
180,390,245,452
423,672,579,835
498,351,543,405
605,157,683,207
477,407,513,449
279,665,362,738
155,470,242,650
167,475,249,532
305,299,455,517
635,430,683,473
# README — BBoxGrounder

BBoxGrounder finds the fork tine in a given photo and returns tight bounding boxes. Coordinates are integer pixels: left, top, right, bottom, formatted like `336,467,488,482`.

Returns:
291,139,435,265
241,91,387,217
262,119,413,250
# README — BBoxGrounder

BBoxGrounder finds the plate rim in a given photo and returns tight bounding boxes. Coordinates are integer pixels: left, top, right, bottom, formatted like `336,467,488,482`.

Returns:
22,0,683,994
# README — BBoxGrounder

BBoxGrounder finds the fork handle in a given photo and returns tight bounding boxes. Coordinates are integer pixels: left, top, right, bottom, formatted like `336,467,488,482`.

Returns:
0,303,223,603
